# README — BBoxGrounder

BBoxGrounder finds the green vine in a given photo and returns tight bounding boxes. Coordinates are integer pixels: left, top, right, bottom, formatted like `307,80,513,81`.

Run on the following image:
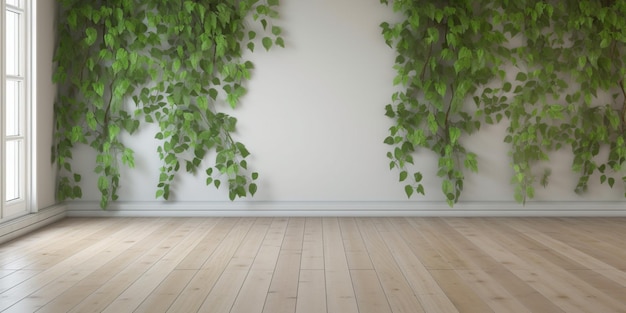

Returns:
381,0,507,206
564,0,626,196
382,0,626,205
53,0,283,209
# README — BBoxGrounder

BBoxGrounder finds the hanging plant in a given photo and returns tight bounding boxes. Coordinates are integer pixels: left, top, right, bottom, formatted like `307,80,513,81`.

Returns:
481,1,571,203
380,0,509,206
52,0,283,209
483,0,626,202
381,0,626,205
561,0,626,196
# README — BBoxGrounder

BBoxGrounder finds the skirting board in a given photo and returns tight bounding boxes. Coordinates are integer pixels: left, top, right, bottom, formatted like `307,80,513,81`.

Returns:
0,204,67,244
66,201,626,217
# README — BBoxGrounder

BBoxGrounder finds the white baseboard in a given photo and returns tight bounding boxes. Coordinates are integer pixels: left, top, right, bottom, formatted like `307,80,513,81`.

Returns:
65,201,626,217
0,204,67,244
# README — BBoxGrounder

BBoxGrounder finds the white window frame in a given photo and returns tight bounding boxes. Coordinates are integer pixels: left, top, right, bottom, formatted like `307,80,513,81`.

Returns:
1,0,33,221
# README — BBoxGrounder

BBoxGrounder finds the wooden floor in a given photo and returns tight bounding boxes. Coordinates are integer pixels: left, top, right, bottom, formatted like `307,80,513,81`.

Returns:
0,217,625,312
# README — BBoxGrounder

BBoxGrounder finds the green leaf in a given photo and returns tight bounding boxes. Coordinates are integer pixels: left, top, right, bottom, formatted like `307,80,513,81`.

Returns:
608,177,615,188
209,88,218,100
236,142,250,158
399,171,408,182
435,82,447,97
93,82,105,97
416,185,425,195
275,37,285,48
108,124,121,142
414,172,423,182
272,26,282,36
73,186,82,198
122,148,135,167
449,127,461,144
427,114,438,133
85,27,97,46
98,176,109,191
249,183,258,196
172,59,181,72
262,37,273,51
503,82,512,92
404,185,414,198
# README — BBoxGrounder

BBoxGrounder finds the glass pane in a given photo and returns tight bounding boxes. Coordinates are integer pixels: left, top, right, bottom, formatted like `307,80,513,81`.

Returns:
6,0,20,7
6,10,20,76
5,140,21,201
5,80,20,136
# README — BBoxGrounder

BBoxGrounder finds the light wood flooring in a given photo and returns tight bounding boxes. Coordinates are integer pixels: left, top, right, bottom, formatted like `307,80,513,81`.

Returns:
0,217,625,312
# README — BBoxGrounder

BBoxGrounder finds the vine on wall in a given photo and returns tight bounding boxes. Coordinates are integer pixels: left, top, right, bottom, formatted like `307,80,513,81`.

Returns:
53,0,283,208
381,0,626,205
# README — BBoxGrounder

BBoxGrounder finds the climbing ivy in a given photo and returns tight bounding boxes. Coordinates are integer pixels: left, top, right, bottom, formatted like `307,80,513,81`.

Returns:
53,0,283,208
562,1,626,197
381,0,508,206
483,1,572,203
381,0,626,205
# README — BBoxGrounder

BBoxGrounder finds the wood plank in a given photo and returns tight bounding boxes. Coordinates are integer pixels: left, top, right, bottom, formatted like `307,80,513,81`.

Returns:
0,218,159,312
509,220,626,286
196,218,272,312
296,269,326,313
1,218,122,270
0,270,40,294
376,218,459,313
133,269,197,313
34,218,173,313
63,218,200,313
456,269,532,313
429,270,494,313
468,219,626,313
413,218,497,270
454,218,570,313
100,218,218,312
350,269,392,313
356,218,425,313
0,218,110,269
233,218,292,313
521,218,626,269
165,218,255,313
230,270,274,313
567,269,626,303
301,217,324,270
175,217,237,270
394,217,453,270
263,218,304,313
323,218,358,313
338,218,373,270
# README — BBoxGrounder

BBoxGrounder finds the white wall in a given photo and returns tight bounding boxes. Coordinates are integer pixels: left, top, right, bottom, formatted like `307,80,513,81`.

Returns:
34,0,58,210
66,0,625,215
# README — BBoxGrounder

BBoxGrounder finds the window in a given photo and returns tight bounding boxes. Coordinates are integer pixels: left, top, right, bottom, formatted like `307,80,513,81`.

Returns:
2,0,30,220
